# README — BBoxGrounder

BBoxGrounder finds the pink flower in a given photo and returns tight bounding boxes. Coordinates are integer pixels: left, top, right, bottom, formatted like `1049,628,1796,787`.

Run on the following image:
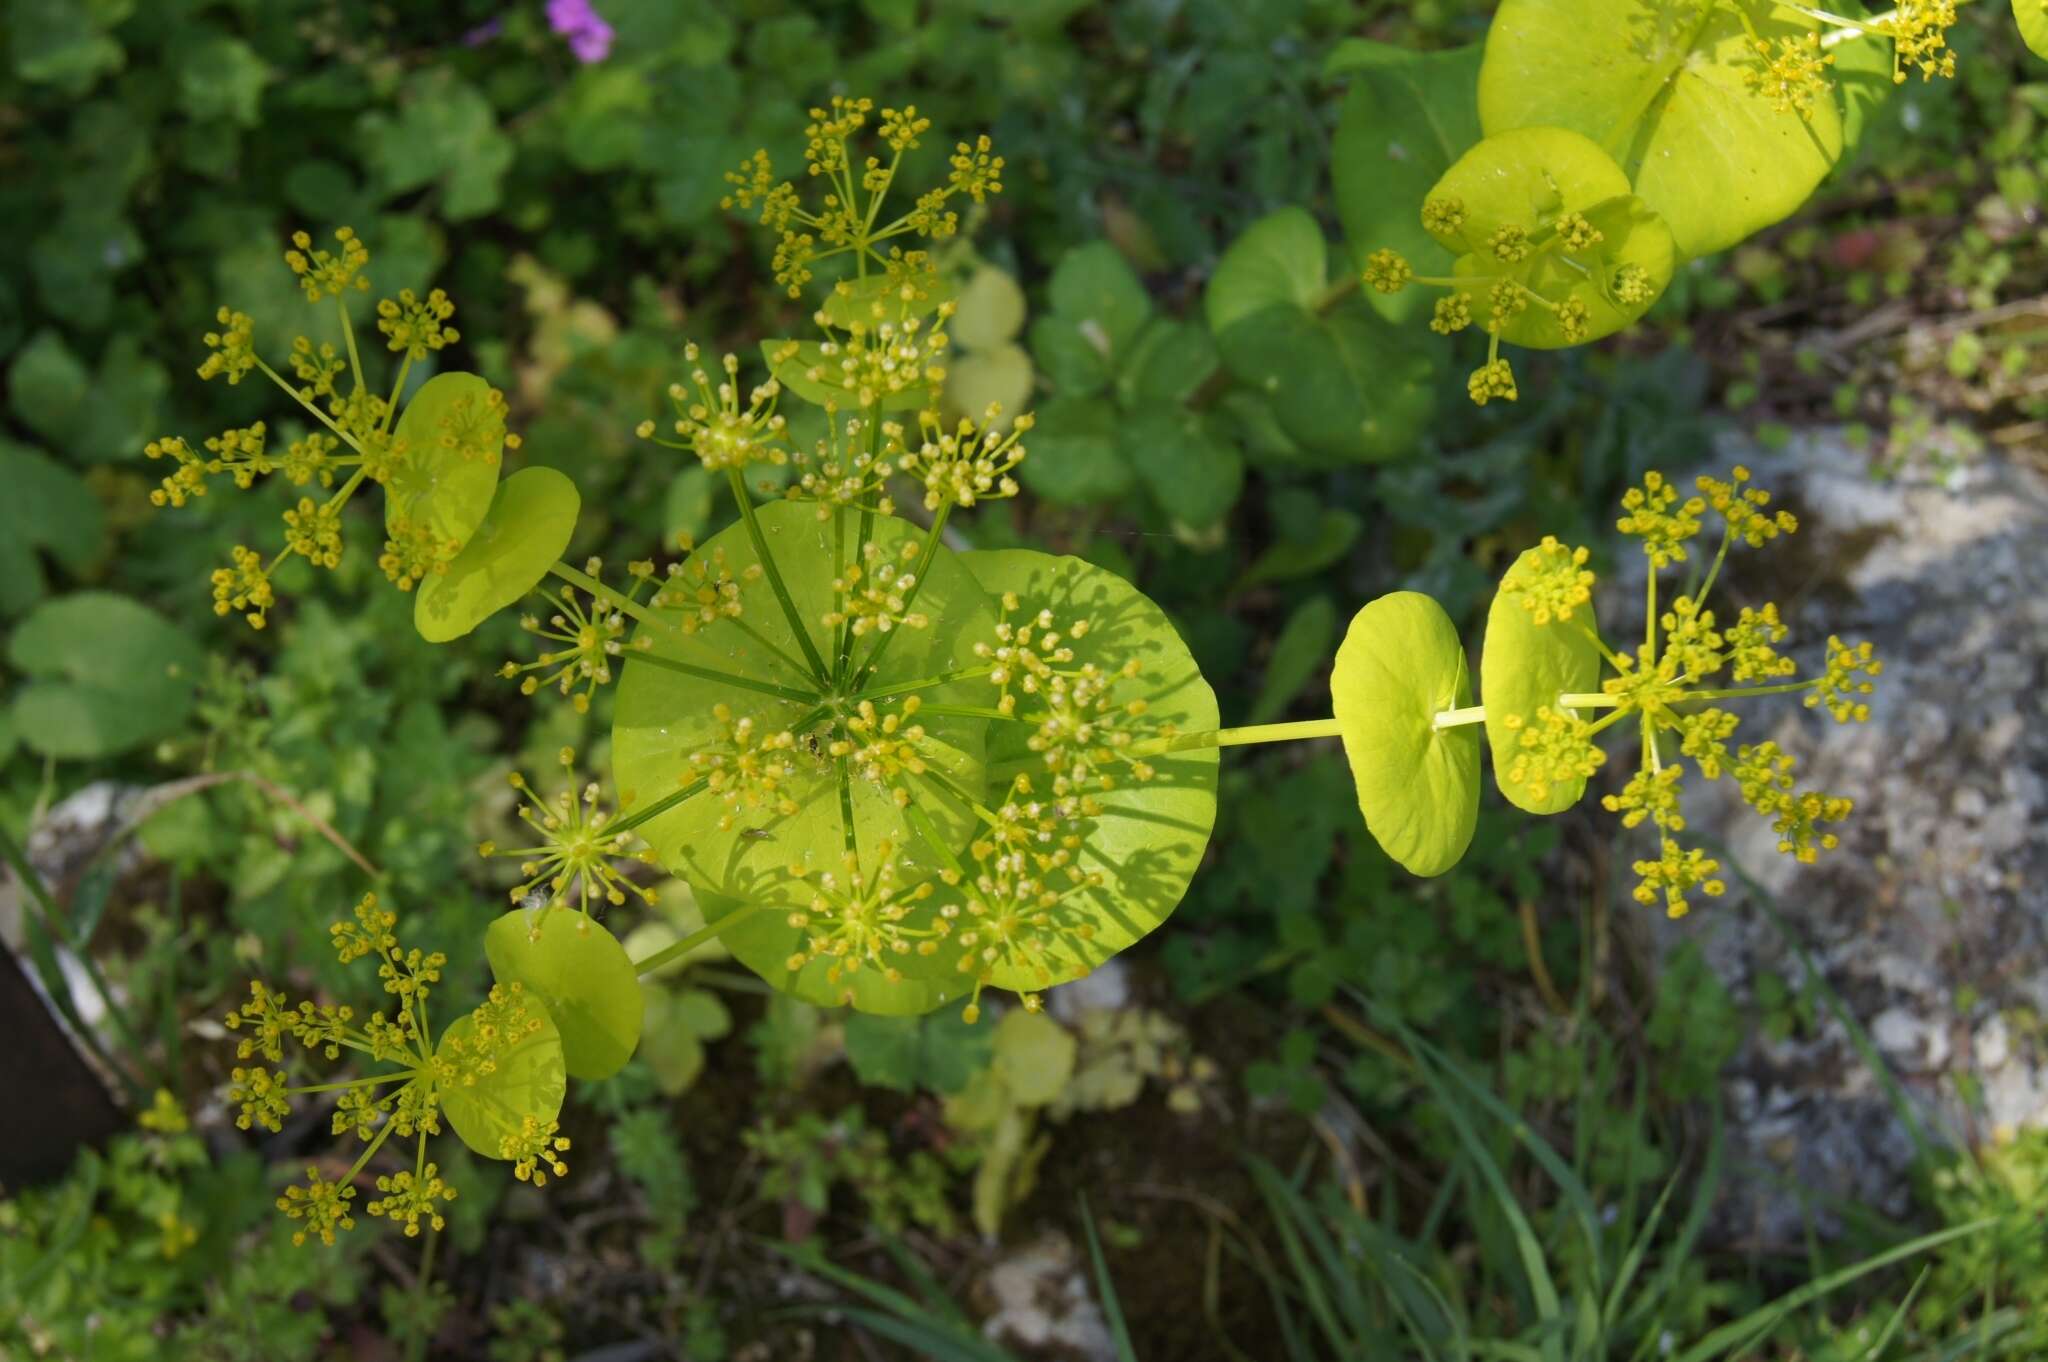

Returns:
546,0,613,63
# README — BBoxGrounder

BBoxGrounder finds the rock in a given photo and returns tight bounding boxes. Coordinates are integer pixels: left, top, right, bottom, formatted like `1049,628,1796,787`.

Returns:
1636,430,2048,1246
980,1233,1117,1362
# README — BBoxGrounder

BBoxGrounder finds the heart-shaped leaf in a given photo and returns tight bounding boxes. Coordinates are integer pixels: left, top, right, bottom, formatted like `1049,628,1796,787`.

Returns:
1204,207,1327,335
414,465,580,643
484,908,644,1080
1331,591,1479,877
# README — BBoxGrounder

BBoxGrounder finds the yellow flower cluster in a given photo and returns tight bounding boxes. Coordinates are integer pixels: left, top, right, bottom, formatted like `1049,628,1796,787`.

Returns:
781,845,941,994
481,749,659,924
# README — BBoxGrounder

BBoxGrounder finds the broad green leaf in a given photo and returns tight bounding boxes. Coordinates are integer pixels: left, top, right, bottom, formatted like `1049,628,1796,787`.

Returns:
437,991,568,1160
843,1009,995,1095
8,592,202,759
1047,242,1153,357
1240,508,1361,589
357,70,513,220
1027,313,1113,397
1479,0,1851,259
7,330,89,446
1331,43,1484,325
612,499,991,1016
1216,302,1434,463
1021,396,1134,504
1246,596,1339,727
992,1009,1076,1107
818,271,960,332
1118,319,1220,408
948,265,1026,351
173,33,269,127
2020,0,2048,60
1330,591,1479,877
0,440,105,614
414,465,581,643
1204,207,1327,335
1122,406,1243,530
762,339,934,412
484,908,644,1081
1428,126,1676,348
1480,546,1603,814
385,372,503,561
961,549,1221,992
946,344,1034,423
9,0,133,93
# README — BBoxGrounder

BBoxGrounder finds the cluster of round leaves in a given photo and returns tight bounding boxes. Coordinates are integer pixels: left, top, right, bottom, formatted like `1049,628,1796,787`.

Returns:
1330,465,1878,918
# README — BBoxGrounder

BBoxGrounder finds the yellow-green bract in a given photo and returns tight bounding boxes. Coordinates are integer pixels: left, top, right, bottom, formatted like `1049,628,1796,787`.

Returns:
436,999,566,1160
1478,0,1869,258
383,371,502,566
2018,0,2048,61
1480,546,1603,814
415,465,580,643
1331,591,1479,877
483,908,644,1081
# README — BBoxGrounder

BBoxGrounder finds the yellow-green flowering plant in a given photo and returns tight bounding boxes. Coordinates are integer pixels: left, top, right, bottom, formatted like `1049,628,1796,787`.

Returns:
147,96,1883,1250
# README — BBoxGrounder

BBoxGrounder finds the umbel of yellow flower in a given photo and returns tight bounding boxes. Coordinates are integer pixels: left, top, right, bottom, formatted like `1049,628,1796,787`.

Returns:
1492,466,1878,917
223,894,571,1246
144,226,519,628
479,748,659,925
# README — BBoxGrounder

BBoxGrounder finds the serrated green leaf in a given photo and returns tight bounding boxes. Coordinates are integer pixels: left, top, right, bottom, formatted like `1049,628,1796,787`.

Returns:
1122,406,1243,529
1020,396,1133,504
414,465,580,643
358,71,513,220
1119,319,1220,408
1047,242,1152,357
1216,303,1434,463
484,908,644,1081
1331,591,1479,877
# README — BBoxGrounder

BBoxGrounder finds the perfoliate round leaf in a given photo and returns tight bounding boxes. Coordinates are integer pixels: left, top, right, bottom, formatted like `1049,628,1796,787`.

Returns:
414,465,580,643
818,272,958,332
436,989,567,1161
949,266,1027,352
1428,126,1676,349
1480,546,1601,815
483,908,644,1080
1478,0,1853,259
958,548,1221,994
2020,0,2048,60
1331,591,1479,877
384,371,503,560
612,498,991,1015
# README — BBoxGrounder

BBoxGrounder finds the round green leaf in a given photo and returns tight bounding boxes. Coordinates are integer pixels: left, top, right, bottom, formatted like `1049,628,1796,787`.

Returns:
949,266,1026,352
946,343,1034,423
1480,547,1602,815
7,592,203,759
1217,303,1435,463
818,272,958,333
2019,0,2048,60
612,498,991,1015
1479,0,1852,259
414,465,580,643
1331,591,1479,878
958,548,1221,993
1428,127,1676,349
436,991,567,1161
1204,207,1327,335
384,371,503,560
483,908,644,1080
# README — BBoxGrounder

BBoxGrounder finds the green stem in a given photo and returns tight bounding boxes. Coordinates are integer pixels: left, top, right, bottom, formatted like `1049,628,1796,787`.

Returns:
631,904,767,977
342,1106,402,1184
286,1071,416,1097
837,757,859,859
1132,717,1343,758
339,296,367,398
1559,693,1623,710
626,650,820,705
610,777,709,837
1431,705,1486,732
915,703,1023,722
1688,680,1821,702
725,468,831,681
851,501,952,692
548,560,662,632
837,507,877,685
254,357,361,453
381,353,413,438
727,613,819,682
1693,529,1734,619
851,664,994,703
